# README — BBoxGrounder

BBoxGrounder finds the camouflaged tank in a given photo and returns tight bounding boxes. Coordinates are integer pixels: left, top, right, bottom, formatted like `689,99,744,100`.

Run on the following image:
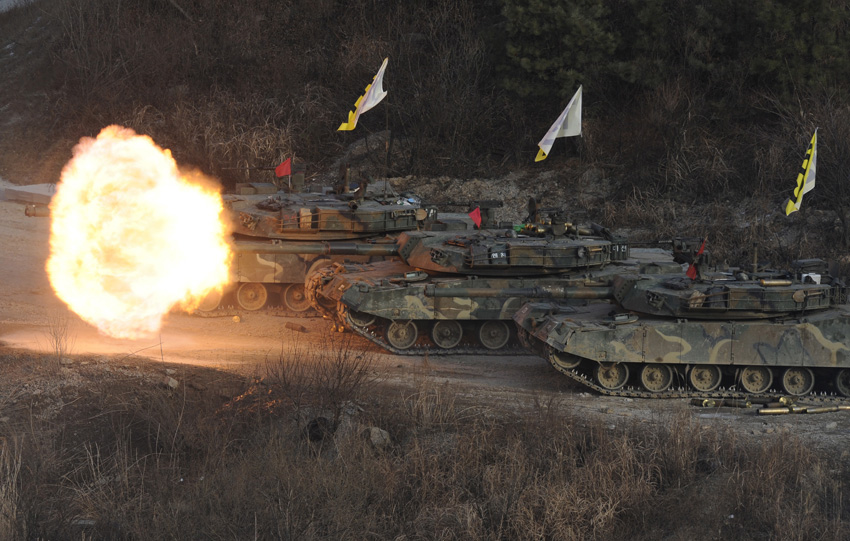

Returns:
302,221,688,354
199,179,458,315
514,259,850,399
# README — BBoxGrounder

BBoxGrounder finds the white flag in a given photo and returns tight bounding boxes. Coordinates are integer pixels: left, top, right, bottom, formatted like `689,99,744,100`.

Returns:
535,85,582,162
338,58,389,131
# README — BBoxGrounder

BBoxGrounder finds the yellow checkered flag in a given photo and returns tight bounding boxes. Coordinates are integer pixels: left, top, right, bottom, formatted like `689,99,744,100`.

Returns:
785,129,817,215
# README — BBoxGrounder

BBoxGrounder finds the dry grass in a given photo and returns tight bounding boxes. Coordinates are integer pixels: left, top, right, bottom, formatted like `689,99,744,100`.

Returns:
0,438,22,540
0,349,845,539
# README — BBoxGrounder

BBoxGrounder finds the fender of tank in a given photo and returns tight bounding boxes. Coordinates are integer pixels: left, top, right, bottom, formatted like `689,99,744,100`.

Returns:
513,261,850,399
304,223,685,354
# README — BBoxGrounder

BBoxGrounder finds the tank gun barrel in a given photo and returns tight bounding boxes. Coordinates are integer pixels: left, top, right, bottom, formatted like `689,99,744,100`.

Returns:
433,200,504,209
424,285,614,299
233,240,400,257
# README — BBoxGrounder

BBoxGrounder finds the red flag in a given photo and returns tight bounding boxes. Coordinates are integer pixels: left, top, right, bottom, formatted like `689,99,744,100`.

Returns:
686,238,707,280
275,158,292,178
468,207,482,228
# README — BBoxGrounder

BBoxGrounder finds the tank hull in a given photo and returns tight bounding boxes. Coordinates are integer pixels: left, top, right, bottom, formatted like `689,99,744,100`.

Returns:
513,292,850,399
516,302,850,368
306,250,681,354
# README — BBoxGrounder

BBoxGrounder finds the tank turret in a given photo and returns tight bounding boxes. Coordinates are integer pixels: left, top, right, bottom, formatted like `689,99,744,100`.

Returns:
224,181,427,241
392,225,629,275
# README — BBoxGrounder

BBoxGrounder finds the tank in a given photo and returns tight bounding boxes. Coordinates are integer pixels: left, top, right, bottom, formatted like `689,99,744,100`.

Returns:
513,259,850,399
304,221,689,354
200,180,491,315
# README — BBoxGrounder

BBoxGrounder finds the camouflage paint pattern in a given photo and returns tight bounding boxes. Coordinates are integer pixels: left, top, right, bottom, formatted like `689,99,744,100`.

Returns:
395,229,630,275
515,267,850,371
224,186,423,241
232,250,389,284
515,301,850,369
613,274,834,319
311,250,681,323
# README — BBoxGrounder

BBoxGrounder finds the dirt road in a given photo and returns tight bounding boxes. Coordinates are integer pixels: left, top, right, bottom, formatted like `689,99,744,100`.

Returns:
1,179,849,454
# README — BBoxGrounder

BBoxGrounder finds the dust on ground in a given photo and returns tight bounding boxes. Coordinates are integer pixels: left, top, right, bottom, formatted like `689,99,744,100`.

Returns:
1,178,849,458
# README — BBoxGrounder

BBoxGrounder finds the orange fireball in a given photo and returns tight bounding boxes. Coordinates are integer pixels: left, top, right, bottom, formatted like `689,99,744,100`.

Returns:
47,125,232,339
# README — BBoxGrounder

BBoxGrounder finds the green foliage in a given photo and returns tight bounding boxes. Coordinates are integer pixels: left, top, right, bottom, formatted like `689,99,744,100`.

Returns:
605,0,850,97
607,0,744,91
741,0,850,94
497,0,850,100
499,0,616,99
605,0,670,88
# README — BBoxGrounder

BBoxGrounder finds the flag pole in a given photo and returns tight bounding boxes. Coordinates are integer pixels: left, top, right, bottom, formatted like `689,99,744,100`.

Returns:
385,91,390,185
752,241,759,273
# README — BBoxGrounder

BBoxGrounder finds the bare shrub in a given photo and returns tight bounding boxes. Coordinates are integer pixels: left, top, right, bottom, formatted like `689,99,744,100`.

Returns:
640,79,740,196
50,0,125,96
42,311,76,368
386,0,510,175
264,333,377,431
603,184,689,239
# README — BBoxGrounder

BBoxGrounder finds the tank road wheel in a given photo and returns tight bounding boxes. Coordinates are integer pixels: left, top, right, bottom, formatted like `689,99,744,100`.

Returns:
236,283,268,311
781,367,815,396
432,321,463,349
347,309,376,328
739,366,772,394
478,321,510,350
282,284,311,312
834,369,850,397
595,363,629,391
688,365,722,392
197,289,223,312
640,364,673,393
548,350,582,370
386,320,418,350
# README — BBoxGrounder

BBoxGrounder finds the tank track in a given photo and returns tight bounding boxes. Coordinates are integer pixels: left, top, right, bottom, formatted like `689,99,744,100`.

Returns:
339,311,527,356
516,328,850,404
192,280,323,318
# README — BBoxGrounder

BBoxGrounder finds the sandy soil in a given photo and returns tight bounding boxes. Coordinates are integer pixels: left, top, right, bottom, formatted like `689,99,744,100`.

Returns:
1,178,849,457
